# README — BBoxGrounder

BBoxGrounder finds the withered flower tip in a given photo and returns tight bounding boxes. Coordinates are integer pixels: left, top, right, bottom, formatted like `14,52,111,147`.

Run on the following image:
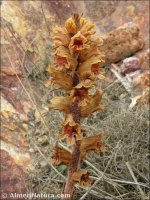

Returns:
65,17,78,35
65,15,96,38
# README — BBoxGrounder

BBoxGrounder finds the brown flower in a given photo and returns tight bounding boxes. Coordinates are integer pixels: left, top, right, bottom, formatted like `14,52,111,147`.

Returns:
72,169,93,187
52,26,70,47
80,134,106,160
49,96,71,113
47,66,73,90
54,46,77,71
70,79,95,106
69,31,89,56
60,114,82,145
80,92,104,117
50,146,71,166
70,87,88,106
77,56,104,80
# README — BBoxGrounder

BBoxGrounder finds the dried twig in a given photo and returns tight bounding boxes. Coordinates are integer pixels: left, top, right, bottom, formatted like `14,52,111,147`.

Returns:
111,64,132,93
41,1,51,34
126,161,146,199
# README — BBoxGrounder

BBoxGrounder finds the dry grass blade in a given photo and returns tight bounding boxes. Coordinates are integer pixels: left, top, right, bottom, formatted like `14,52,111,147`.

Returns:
32,142,65,180
79,141,121,200
126,162,146,200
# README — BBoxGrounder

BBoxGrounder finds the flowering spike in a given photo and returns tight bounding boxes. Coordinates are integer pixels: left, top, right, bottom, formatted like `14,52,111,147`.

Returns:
48,14,106,200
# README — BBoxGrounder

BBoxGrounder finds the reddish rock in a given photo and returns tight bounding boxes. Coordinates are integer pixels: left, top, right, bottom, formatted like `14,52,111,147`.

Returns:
0,150,29,200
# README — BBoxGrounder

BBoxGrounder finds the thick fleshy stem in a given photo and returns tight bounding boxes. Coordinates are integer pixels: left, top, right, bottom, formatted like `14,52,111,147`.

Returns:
63,66,81,200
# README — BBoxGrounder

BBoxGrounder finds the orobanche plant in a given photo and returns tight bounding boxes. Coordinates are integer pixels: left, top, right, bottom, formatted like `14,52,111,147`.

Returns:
48,14,106,199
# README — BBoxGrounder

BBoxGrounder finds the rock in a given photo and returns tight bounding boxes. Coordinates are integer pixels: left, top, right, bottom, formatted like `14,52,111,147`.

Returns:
39,159,49,169
0,150,29,198
121,57,141,74
136,48,150,71
1,103,31,173
100,23,144,65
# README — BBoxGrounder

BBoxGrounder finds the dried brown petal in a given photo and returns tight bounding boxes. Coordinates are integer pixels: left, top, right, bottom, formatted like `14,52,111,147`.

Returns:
70,87,90,107
50,146,71,166
65,18,78,34
80,134,106,160
54,46,77,71
75,79,95,89
79,38,104,64
70,87,88,100
80,18,96,37
77,56,104,80
80,92,104,117
47,66,73,90
53,26,70,47
49,96,71,113
72,80,97,106
72,169,93,187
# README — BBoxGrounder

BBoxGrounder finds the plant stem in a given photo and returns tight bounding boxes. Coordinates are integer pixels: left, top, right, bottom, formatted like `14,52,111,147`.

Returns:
63,140,81,199
63,70,81,200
